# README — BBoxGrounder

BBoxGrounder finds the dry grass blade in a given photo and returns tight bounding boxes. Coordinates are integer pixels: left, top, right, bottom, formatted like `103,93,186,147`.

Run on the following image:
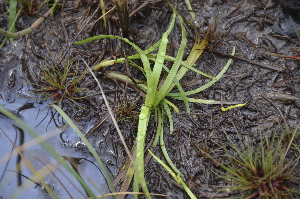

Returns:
0,125,68,166
82,60,133,166
100,0,107,30
184,0,195,21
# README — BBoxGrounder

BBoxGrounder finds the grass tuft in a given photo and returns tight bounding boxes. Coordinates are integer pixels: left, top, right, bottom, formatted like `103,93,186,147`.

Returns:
32,59,89,109
207,125,300,199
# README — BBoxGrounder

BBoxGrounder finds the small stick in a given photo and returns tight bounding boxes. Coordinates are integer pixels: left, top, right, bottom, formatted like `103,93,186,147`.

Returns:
129,1,148,17
213,50,284,72
260,92,290,130
85,115,108,138
0,0,60,38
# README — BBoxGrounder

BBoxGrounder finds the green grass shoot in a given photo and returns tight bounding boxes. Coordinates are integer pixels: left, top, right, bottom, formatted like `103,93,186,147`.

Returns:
75,4,237,198
8,0,17,42
148,150,197,199
52,104,116,199
206,125,300,198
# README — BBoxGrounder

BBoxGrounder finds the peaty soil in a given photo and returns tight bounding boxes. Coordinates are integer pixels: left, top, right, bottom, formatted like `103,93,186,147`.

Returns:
0,0,300,198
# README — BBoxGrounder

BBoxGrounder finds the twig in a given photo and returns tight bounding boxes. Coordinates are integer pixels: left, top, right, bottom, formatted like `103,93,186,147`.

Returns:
112,0,129,37
213,50,284,72
260,92,290,130
0,0,60,38
85,115,108,138
129,1,148,17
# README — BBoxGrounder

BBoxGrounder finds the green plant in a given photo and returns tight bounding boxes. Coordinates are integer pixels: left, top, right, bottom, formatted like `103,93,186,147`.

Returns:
148,150,197,199
8,0,17,42
16,0,52,15
32,59,89,109
207,125,300,199
113,93,141,121
76,5,237,198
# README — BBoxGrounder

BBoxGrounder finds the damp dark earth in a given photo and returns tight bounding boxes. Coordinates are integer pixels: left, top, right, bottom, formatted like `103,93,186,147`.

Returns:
1,0,300,198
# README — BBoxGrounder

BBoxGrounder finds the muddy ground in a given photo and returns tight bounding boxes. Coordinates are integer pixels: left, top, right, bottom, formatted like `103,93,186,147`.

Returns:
1,0,300,198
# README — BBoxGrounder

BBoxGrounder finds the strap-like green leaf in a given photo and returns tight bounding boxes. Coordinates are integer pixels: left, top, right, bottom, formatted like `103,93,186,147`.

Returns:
160,64,190,113
144,38,162,54
159,55,214,79
106,71,147,92
162,98,179,114
154,13,187,107
148,150,197,199
152,107,164,147
162,101,174,134
160,107,183,176
151,12,177,94
168,47,235,97
75,35,152,84
133,106,151,198
168,36,208,93
53,105,116,198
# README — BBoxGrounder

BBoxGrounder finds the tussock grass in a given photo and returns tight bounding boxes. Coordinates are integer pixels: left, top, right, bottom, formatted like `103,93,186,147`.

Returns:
205,125,300,199
31,59,90,110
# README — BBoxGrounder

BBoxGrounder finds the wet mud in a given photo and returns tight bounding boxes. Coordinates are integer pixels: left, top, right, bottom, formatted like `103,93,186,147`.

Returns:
1,0,300,198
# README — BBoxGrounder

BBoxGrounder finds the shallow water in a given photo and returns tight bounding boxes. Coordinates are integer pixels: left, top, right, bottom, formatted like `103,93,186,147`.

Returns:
0,39,112,198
